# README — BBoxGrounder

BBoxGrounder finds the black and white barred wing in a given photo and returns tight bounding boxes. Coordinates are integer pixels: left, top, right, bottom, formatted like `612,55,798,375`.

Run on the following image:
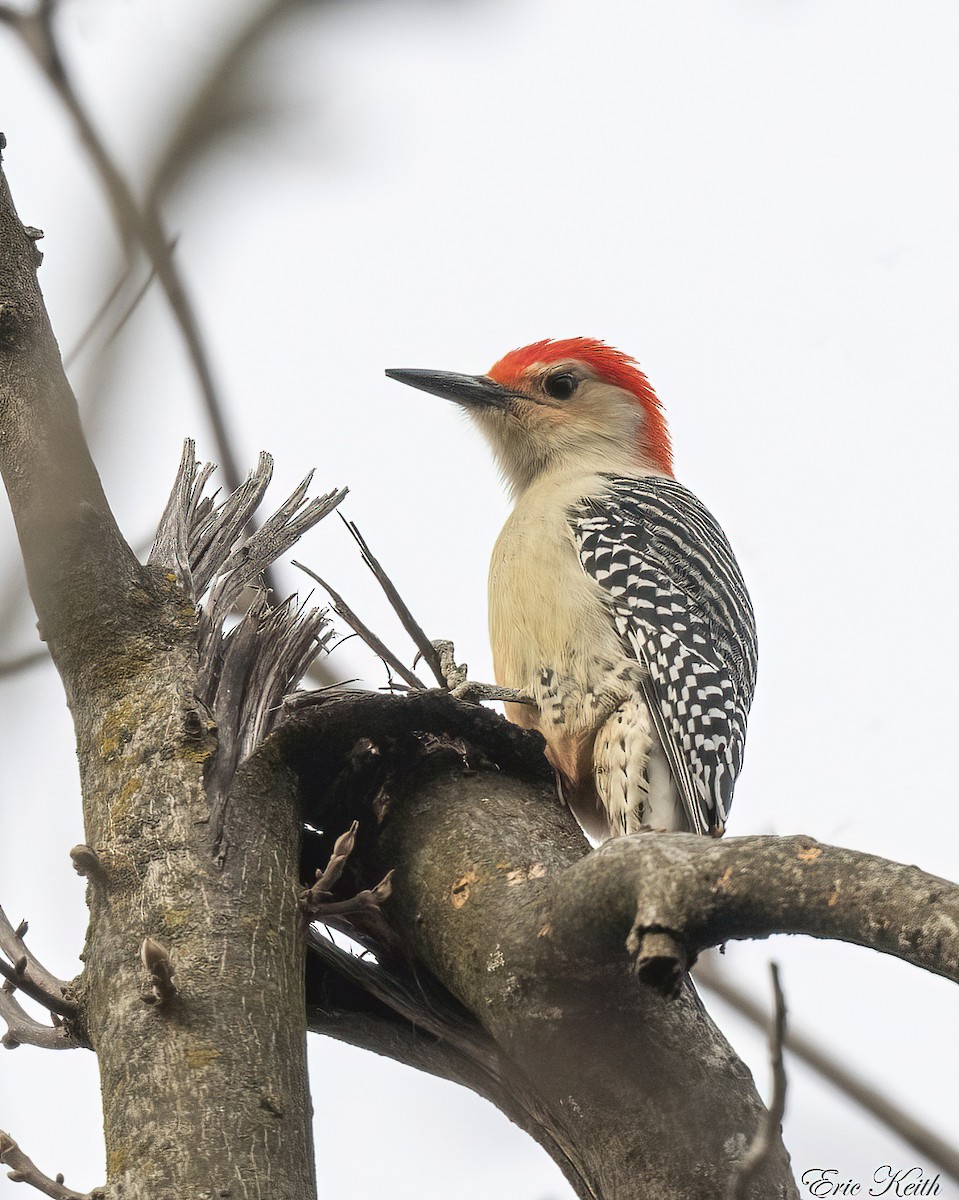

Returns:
571,476,757,835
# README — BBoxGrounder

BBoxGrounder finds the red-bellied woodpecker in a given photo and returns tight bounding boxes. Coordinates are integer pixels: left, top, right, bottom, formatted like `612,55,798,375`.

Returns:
386,338,756,841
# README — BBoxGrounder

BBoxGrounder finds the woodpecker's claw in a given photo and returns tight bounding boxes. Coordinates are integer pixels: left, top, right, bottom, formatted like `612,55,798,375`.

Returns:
430,638,533,706
451,680,534,704
431,639,468,691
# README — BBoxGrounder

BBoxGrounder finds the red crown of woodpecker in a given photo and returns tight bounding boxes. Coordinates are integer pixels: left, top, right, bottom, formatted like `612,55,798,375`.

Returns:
487,337,673,476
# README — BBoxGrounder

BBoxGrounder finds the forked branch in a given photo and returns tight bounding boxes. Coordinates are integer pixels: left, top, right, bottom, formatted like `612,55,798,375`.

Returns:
0,909,76,1020
0,139,141,689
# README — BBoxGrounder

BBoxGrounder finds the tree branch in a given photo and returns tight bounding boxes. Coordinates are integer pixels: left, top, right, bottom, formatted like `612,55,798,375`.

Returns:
0,1131,102,1200
0,908,76,1019
0,140,143,692
543,833,959,990
0,646,47,678
2,7,243,496
728,963,788,1200
269,701,798,1199
294,561,427,690
0,986,82,1050
338,513,447,686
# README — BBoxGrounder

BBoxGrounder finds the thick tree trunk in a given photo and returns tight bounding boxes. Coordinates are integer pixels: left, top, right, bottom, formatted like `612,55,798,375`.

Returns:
0,145,318,1199
74,639,316,1198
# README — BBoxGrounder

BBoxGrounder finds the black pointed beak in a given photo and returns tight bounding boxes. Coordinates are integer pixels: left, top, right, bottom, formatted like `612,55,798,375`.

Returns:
385,368,513,411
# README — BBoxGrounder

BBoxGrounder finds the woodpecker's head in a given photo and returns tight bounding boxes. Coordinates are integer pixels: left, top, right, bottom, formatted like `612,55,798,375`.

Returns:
386,337,672,494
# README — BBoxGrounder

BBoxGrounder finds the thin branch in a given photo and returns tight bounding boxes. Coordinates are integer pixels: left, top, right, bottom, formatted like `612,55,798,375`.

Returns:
696,956,959,1186
294,561,426,690
0,909,76,1018
0,646,47,679
5,6,244,495
62,247,165,371
305,821,358,895
0,986,81,1051
339,514,446,687
0,1131,102,1200
300,820,394,940
727,963,787,1200
144,0,305,210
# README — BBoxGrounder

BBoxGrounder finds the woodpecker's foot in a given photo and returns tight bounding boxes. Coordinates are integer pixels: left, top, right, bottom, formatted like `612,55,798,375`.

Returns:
451,681,535,704
430,639,534,706
299,822,394,922
430,639,468,690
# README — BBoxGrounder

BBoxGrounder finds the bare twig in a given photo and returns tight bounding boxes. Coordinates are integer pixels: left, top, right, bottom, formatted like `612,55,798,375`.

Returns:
300,821,394,923
2,4,244,495
306,821,358,896
0,1130,102,1199
0,908,76,1018
696,955,959,1186
340,514,446,687
0,986,81,1051
0,646,47,679
144,0,304,210
62,249,165,371
294,561,426,690
727,963,787,1199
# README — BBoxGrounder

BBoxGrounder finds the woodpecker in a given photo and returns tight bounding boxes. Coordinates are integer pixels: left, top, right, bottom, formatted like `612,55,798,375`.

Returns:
386,339,756,841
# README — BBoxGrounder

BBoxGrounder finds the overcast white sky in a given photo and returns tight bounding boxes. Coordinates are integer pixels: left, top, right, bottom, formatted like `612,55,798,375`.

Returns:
1,1,958,1196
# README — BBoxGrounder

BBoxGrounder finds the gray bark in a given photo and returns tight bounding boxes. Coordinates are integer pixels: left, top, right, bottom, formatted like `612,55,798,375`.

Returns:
0,143,317,1199
276,696,800,1200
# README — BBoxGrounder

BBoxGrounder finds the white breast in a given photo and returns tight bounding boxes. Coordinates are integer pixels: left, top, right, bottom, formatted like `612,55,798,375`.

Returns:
488,471,636,730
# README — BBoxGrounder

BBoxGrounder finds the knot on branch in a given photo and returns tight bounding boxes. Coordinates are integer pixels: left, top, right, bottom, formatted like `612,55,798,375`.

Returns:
626,926,690,996
69,844,101,879
0,301,23,350
267,689,550,913
140,937,177,1007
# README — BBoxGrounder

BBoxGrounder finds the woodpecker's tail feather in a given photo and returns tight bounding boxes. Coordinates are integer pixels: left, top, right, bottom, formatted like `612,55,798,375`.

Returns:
554,770,612,844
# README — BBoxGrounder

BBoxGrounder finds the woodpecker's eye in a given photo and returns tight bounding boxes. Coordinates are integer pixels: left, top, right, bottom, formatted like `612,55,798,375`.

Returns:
544,372,578,401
